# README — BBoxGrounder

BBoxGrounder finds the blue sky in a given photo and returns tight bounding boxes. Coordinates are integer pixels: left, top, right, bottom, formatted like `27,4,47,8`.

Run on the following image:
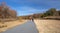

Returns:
0,0,60,16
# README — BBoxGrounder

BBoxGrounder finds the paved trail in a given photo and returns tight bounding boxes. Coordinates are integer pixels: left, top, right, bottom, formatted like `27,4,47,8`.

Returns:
2,21,39,33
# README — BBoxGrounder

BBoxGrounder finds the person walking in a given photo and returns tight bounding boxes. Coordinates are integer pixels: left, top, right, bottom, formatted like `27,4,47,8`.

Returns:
31,17,34,22
29,16,34,22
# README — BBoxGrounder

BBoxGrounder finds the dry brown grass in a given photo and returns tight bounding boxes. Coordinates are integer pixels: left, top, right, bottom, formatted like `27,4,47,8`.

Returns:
0,19,27,32
34,19,60,33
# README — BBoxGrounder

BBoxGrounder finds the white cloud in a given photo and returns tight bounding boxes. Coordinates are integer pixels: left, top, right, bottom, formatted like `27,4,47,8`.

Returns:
4,0,60,16
12,6,47,16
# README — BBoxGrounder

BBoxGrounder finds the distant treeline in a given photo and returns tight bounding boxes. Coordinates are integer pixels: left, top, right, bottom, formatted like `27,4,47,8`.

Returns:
41,8,60,18
19,8,60,19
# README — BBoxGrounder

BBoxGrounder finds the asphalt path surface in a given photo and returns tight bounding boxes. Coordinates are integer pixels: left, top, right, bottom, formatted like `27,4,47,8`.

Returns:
2,21,39,33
